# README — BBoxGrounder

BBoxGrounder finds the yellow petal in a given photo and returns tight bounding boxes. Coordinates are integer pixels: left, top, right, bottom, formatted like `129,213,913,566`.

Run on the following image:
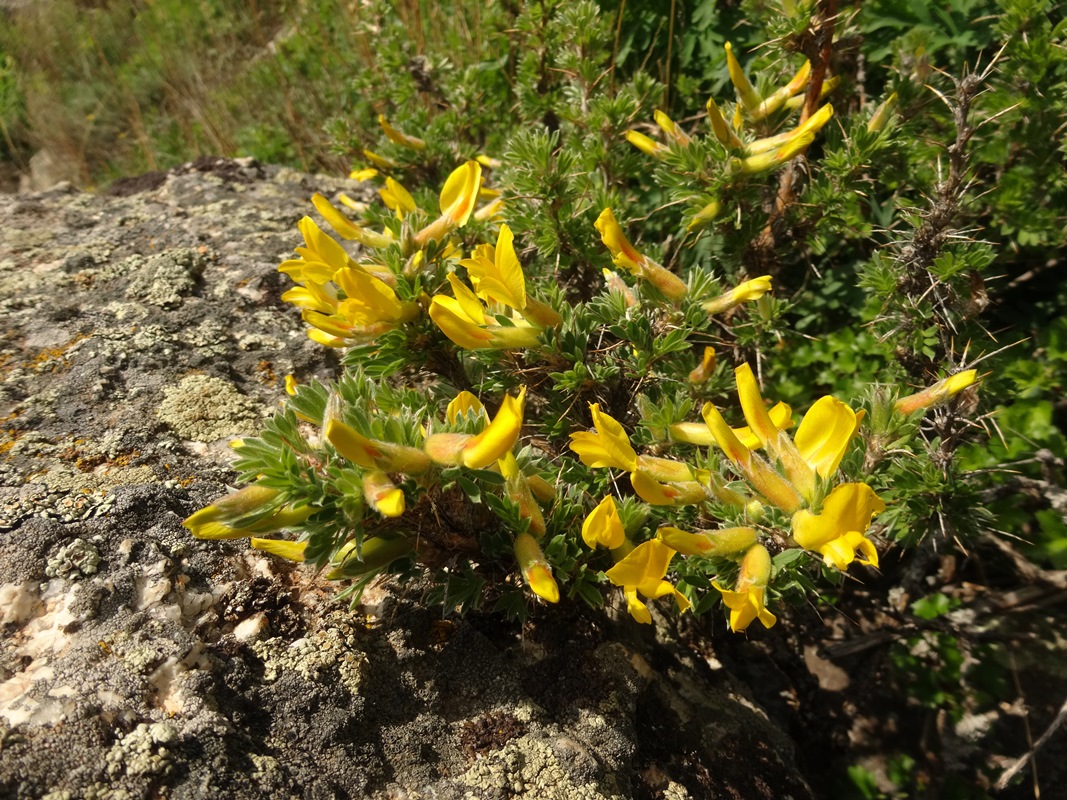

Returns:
791,483,886,565
624,130,666,157
582,496,626,550
440,161,482,227
446,391,486,424
794,396,861,478
605,539,675,590
624,587,653,624
725,42,762,110
363,470,405,518
429,296,493,349
461,387,526,469
594,208,644,273
250,538,308,562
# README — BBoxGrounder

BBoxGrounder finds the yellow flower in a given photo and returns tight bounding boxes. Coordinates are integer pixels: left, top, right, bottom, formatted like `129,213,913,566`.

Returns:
625,130,667,157
428,273,542,350
688,346,717,384
743,105,834,157
463,238,523,306
378,114,427,150
324,417,431,474
686,200,722,232
791,483,885,570
701,401,804,513
183,484,313,540
349,167,379,182
732,132,815,174
748,60,811,121
630,470,708,507
713,544,777,632
363,470,405,518
514,532,559,603
363,149,399,169
311,194,395,249
569,403,639,472
294,265,419,347
413,161,483,248
670,401,793,449
868,92,899,133
705,97,742,148
581,496,626,550
657,525,758,557
605,539,691,624
702,276,773,315
653,110,691,145
594,208,688,300
793,395,864,479
425,388,527,469
725,42,762,111
895,370,978,415
250,538,308,562
499,452,547,538
446,390,486,424
380,177,417,219
463,387,526,469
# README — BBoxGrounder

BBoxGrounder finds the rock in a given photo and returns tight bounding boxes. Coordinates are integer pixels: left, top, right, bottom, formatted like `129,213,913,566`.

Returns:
0,159,815,799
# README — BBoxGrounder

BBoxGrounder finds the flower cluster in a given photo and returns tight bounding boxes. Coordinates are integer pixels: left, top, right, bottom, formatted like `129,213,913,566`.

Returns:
183,39,981,633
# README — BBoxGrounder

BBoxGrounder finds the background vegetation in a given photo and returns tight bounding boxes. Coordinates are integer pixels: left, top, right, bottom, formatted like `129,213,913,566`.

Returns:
3,1,1066,798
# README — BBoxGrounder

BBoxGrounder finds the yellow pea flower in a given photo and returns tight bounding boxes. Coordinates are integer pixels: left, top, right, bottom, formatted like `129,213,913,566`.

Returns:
250,537,308,563
743,104,835,157
380,177,417,219
514,532,559,603
581,496,626,550
894,370,978,415
748,60,812,121
605,539,691,624
363,149,399,170
569,403,639,472
791,483,886,570
706,97,743,148
311,194,395,249
183,484,313,540
653,110,692,145
594,208,688,300
657,526,758,557
670,400,793,449
378,114,427,150
702,275,773,315
414,161,483,248
687,199,722,232
793,395,864,479
702,401,804,513
462,387,526,469
446,390,486,424
428,274,542,350
250,538,308,562
688,346,717,384
349,167,379,182
735,363,816,501
625,130,667,157
426,388,527,469
324,417,431,474
363,470,405,518
725,42,762,111
713,544,777,632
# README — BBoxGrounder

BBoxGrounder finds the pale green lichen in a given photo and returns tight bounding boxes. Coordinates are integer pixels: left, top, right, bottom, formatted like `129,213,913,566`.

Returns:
457,737,619,800
45,538,101,579
251,621,367,694
157,374,263,442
